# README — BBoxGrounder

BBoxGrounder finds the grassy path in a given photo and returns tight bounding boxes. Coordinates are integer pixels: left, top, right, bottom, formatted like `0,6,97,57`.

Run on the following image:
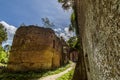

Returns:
39,63,75,80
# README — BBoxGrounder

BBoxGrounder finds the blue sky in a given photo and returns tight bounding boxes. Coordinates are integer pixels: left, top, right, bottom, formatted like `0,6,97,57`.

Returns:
0,0,72,28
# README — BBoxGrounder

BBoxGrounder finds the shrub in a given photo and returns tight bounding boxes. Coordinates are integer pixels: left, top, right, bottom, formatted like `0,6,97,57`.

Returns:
0,46,8,64
57,69,74,80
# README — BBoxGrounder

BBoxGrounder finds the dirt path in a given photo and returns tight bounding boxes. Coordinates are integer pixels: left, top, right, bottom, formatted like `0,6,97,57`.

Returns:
38,63,75,80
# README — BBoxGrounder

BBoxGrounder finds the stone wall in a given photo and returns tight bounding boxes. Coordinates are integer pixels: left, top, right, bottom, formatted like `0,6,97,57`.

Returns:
73,0,120,80
69,51,78,62
8,26,63,71
61,38,69,65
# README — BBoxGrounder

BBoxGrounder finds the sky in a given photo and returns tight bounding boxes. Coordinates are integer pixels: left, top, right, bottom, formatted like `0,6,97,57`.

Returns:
0,0,73,46
0,0,72,27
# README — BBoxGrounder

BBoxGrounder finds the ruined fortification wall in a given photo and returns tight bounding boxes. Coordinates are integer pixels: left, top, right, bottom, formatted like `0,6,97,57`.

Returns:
8,26,62,71
74,0,120,80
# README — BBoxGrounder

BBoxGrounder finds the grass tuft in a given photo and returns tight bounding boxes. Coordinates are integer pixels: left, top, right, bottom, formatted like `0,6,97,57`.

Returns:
56,69,74,80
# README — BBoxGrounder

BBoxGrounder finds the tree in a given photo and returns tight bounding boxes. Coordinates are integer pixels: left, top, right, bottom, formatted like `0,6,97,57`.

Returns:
4,44,11,52
41,17,55,28
4,44,11,57
0,24,7,45
67,36,78,49
58,0,88,80
0,45,8,63
69,12,77,32
58,0,73,10
58,0,78,33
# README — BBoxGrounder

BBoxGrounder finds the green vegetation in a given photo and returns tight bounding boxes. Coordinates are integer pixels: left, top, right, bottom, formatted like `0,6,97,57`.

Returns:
58,0,73,10
0,24,7,44
0,62,71,80
57,69,74,80
67,36,78,49
0,23,8,64
0,46,8,64
41,17,55,28
67,36,80,54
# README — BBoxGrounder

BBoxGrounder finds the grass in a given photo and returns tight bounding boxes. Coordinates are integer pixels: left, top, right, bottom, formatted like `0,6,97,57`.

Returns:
0,46,8,64
0,63,6,66
56,69,74,80
0,62,71,80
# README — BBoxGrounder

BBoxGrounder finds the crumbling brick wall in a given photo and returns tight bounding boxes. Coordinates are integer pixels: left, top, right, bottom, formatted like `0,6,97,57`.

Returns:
8,26,62,71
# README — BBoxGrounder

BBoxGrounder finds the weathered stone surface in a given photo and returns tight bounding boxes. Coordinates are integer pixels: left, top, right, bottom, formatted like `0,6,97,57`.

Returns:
61,38,69,65
8,26,63,71
73,0,120,80
69,51,78,62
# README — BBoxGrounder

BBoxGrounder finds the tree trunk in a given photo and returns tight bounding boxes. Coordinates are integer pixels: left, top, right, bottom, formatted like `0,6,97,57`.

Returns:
73,0,120,80
72,0,88,80
72,44,88,80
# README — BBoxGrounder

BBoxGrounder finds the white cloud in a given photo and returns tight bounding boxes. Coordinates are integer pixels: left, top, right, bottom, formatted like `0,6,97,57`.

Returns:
60,33,65,37
64,27,69,34
60,27,74,41
0,21,17,46
60,32,68,41
54,28,62,32
64,27,74,37
0,21,74,46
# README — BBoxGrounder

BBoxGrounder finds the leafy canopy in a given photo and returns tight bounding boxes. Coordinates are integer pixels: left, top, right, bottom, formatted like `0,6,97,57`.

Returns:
67,36,80,50
58,0,77,34
41,17,55,28
0,24,7,44
58,0,73,10
0,46,8,63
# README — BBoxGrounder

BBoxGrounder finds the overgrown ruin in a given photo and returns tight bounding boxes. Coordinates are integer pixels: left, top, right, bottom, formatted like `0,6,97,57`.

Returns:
8,25,68,71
